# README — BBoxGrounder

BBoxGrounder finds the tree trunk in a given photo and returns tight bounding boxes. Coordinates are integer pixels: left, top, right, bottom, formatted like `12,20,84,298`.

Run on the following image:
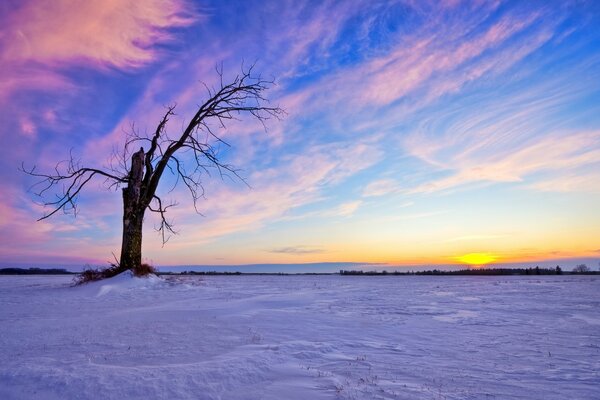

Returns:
119,207,144,272
119,148,146,272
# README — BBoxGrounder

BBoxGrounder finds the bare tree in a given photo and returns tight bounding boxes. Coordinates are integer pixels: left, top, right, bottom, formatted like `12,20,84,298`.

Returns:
572,264,590,273
22,65,283,277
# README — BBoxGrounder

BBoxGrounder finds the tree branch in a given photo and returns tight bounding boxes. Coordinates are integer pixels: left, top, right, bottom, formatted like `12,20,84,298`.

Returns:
147,194,177,244
142,64,283,207
21,161,127,220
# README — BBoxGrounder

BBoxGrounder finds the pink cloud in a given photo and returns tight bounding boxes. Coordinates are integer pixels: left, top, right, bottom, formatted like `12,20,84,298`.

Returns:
362,179,401,197
0,66,74,103
1,0,194,69
0,0,196,106
18,117,36,139
330,200,362,217
272,3,549,129
356,12,540,106
530,173,600,193
420,30,554,105
408,130,600,194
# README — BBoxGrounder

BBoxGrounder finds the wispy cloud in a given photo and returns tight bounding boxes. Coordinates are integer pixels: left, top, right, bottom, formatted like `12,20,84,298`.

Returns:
281,2,551,117
267,246,325,255
0,0,196,109
405,88,600,193
362,179,401,197
529,172,600,193
332,201,363,217
1,0,195,69
357,13,542,106
442,234,509,243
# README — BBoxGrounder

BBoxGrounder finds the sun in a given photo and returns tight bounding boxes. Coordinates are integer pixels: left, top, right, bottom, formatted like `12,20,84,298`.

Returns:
456,253,497,266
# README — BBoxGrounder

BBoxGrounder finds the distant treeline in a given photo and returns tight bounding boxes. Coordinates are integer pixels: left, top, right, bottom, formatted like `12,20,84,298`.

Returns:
1,267,596,276
160,271,333,276
0,267,74,275
162,271,243,275
340,266,598,276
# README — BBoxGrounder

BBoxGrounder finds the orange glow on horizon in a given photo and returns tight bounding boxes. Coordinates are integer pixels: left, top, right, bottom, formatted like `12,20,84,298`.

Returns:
456,253,497,266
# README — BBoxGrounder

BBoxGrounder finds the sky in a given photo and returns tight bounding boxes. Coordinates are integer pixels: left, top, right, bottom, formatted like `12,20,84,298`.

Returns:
1,0,599,270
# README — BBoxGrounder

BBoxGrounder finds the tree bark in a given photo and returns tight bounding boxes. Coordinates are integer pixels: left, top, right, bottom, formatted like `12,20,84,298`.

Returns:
119,148,146,272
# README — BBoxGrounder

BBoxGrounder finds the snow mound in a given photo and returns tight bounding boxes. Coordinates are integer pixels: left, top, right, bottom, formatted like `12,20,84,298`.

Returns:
80,270,164,297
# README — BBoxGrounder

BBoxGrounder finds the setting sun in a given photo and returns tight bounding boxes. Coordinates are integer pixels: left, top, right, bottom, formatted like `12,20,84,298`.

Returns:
457,253,498,266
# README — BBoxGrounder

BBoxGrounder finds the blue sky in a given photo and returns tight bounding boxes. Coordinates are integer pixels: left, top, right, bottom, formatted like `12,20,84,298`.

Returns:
1,0,599,268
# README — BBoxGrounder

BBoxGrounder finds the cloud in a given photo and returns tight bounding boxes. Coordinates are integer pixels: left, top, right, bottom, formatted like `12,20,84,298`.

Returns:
1,0,194,69
283,2,548,117
362,179,400,197
407,125,600,194
331,201,363,217
18,117,36,139
442,234,509,243
0,67,74,103
0,0,196,106
398,39,600,195
267,246,325,255
529,172,600,193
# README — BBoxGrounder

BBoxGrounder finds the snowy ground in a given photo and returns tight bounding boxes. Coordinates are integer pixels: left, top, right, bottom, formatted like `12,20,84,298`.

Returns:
0,273,598,399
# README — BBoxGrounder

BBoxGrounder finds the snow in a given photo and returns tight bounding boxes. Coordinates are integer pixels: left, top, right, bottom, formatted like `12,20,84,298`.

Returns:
0,274,598,399
79,270,166,297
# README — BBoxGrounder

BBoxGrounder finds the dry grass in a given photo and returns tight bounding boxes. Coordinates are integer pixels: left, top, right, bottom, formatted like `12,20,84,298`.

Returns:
74,263,156,285
132,263,157,277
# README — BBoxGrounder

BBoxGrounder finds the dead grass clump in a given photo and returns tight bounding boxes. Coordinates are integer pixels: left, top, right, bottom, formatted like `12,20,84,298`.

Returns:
132,263,157,277
73,264,121,285
73,262,155,285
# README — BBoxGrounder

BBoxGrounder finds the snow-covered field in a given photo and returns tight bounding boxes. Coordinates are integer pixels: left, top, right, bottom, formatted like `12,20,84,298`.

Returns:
0,273,598,399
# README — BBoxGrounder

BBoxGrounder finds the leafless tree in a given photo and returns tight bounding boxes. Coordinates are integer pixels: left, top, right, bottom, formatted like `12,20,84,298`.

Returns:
22,65,283,276
572,264,590,273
